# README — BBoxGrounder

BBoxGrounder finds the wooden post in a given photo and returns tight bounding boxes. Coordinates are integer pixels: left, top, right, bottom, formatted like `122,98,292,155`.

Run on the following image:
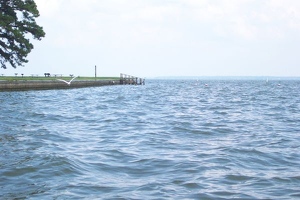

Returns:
120,73,123,84
95,65,97,81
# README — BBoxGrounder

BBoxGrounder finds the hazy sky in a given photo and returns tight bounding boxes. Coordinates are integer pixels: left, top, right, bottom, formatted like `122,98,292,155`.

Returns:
2,0,300,77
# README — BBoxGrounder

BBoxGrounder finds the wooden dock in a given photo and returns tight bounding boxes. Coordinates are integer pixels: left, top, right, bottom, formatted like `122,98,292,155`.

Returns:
120,73,145,85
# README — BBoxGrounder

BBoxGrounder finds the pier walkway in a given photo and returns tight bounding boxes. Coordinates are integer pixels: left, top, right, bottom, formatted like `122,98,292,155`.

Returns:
120,73,145,85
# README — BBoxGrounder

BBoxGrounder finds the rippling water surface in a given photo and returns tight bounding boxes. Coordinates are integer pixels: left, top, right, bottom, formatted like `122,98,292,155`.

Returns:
1,79,300,199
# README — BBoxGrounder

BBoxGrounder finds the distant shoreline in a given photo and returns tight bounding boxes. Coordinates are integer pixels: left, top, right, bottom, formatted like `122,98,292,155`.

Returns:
151,76,300,80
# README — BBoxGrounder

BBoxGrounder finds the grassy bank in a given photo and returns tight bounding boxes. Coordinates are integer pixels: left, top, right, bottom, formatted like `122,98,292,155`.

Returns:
0,76,119,81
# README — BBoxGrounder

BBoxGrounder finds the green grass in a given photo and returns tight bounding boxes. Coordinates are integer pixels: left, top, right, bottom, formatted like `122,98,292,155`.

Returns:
0,76,119,81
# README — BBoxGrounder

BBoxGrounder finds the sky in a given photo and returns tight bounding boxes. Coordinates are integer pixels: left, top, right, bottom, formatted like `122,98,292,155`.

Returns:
2,0,300,78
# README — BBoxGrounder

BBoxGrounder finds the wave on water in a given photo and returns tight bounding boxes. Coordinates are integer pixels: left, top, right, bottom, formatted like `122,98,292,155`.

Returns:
0,80,300,199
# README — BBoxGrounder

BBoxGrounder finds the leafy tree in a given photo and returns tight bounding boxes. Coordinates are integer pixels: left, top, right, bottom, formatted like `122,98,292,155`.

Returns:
0,0,45,69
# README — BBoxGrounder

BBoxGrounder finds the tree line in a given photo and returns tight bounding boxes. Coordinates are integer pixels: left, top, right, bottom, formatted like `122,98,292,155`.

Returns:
0,0,45,69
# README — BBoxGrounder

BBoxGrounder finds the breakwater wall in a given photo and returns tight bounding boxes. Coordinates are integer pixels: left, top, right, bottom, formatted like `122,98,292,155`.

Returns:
0,80,118,91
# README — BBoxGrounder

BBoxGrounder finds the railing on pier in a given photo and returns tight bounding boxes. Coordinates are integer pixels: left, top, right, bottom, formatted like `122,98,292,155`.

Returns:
120,73,145,85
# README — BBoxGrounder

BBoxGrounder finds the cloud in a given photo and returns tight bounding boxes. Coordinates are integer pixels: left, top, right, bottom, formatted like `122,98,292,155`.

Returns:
5,0,298,77
35,0,61,17
34,0,300,48
183,0,300,40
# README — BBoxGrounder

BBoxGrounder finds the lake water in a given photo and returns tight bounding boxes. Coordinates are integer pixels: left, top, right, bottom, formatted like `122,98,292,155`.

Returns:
1,79,299,199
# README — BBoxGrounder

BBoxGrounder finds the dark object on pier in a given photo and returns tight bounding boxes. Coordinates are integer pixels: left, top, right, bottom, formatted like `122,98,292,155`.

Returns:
44,73,50,77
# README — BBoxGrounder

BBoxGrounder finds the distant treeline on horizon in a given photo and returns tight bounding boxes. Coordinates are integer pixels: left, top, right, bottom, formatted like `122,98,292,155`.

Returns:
151,76,300,80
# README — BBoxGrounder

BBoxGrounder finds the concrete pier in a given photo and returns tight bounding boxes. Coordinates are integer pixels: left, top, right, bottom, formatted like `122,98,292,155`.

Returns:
0,79,118,91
